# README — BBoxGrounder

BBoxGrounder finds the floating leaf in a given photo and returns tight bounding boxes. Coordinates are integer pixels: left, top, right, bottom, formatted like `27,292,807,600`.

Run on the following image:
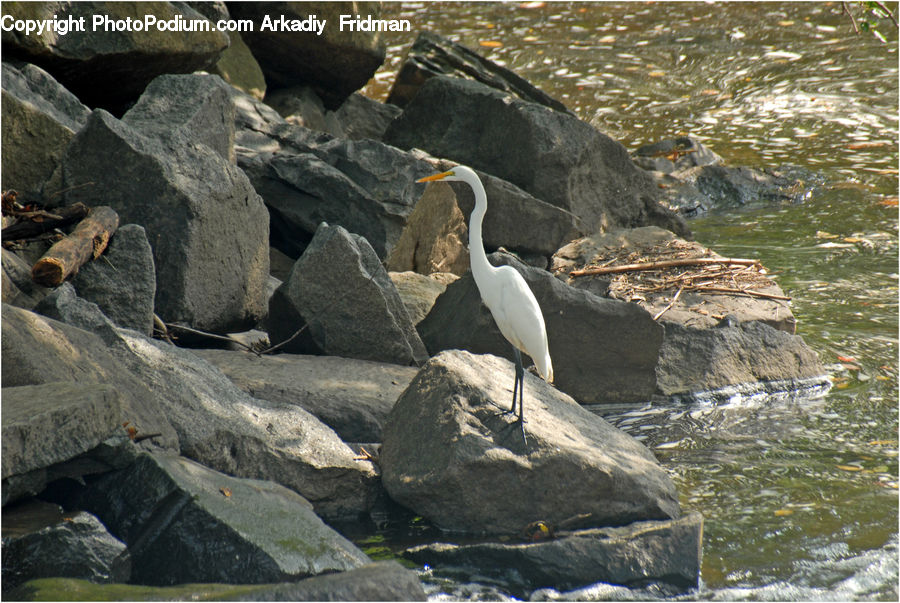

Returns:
778,20,794,26
836,465,863,472
868,440,897,446
479,40,502,48
220,487,232,497
816,230,839,239
774,509,794,516
837,355,857,363
847,141,891,149
878,197,898,207
519,1,546,7
648,70,666,77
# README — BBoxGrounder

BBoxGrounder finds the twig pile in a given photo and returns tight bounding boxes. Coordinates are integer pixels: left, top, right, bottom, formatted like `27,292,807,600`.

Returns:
569,237,788,304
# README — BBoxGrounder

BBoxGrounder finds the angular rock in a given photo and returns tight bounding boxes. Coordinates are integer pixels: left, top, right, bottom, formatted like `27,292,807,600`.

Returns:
404,513,703,594
657,320,828,397
110,328,379,520
332,93,402,141
384,76,689,238
1,382,121,482
71,453,371,585
193,349,418,443
381,350,681,535
1,510,129,595
265,85,343,134
70,224,156,335
56,74,269,333
34,283,119,338
209,32,267,101
1,248,48,310
385,181,470,276
389,271,455,326
1,62,90,201
10,562,426,601
387,31,570,114
1,2,228,111
551,226,797,333
230,2,385,109
268,222,428,366
1,304,179,452
419,252,663,404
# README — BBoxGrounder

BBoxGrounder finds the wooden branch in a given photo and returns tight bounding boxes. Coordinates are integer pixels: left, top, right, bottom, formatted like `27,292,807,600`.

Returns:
570,257,761,277
31,206,119,287
696,286,791,301
652,286,684,321
2,202,90,241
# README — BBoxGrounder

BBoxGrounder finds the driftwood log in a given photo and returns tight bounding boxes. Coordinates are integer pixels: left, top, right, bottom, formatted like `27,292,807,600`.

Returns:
1,202,90,241
31,206,119,287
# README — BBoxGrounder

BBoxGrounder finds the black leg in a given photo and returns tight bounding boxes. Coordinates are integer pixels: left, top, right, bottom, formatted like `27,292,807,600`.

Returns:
512,348,523,413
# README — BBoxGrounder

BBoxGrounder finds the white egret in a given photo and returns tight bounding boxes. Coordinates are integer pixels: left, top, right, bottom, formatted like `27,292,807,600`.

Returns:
417,166,553,441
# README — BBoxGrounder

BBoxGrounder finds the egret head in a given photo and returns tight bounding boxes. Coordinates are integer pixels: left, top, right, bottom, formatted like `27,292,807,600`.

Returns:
416,165,476,184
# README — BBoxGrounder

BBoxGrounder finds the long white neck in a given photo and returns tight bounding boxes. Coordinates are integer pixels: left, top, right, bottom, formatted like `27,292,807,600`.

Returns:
465,171,496,287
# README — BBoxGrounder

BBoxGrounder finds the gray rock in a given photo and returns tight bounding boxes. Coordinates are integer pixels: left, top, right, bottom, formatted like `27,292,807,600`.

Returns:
194,349,418,443
389,271,454,326
1,382,121,483
1,304,180,454
331,93,402,141
387,31,570,114
34,283,119,341
1,249,48,310
657,320,827,397
268,222,428,366
419,252,663,404
226,561,427,601
71,224,156,335
265,85,343,134
1,62,90,201
230,2,385,109
71,453,371,585
209,31,267,101
1,510,129,595
1,2,228,110
403,513,703,594
384,76,689,238
109,328,378,520
381,350,681,535
57,74,269,334
550,226,797,333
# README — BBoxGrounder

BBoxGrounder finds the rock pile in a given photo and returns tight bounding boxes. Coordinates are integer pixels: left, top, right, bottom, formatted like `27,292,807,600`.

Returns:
2,5,828,599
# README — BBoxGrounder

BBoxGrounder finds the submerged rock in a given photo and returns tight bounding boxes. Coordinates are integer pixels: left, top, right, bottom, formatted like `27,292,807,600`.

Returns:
381,350,681,535
404,513,703,595
69,453,370,585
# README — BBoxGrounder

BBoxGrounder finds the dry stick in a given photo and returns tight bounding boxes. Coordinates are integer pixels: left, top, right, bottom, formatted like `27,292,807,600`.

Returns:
652,286,684,321
165,322,260,354
874,1,899,28
2,202,90,241
569,257,761,277
695,286,791,301
31,206,119,287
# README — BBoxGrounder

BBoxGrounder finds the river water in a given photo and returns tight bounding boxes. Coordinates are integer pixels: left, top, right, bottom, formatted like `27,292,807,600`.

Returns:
363,2,898,600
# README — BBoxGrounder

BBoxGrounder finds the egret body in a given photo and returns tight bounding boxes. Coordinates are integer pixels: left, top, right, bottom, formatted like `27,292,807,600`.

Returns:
417,166,553,439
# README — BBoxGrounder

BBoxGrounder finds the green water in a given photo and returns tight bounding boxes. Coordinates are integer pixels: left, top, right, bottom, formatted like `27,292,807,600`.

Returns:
366,2,898,599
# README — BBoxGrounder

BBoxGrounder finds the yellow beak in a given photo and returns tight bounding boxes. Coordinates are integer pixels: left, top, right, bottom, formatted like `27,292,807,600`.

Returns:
416,170,454,183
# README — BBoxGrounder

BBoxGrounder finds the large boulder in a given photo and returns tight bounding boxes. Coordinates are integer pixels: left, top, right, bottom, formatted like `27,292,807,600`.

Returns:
1,304,179,454
381,350,681,535
387,31,571,114
69,452,371,585
404,513,704,595
1,249,48,310
194,349,418,443
389,271,455,326
419,252,663,404
1,62,90,201
70,224,156,335
0,2,228,111
268,222,428,366
55,74,269,334
384,76,689,238
2,382,121,503
229,2,385,109
1,509,129,596
109,328,379,520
